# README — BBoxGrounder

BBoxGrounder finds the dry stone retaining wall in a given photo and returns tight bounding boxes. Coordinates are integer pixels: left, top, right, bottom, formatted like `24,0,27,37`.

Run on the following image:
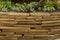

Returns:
0,12,60,40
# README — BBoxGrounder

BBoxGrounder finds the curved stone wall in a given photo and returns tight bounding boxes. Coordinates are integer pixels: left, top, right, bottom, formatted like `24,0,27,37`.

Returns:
0,12,60,40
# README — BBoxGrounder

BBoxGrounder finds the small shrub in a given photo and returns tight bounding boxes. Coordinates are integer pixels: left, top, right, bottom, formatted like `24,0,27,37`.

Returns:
56,2,60,10
0,0,59,12
0,0,14,12
42,0,55,12
7,2,40,12
26,2,39,12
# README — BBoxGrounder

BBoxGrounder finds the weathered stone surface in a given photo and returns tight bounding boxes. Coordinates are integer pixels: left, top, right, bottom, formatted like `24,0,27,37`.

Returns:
0,12,60,40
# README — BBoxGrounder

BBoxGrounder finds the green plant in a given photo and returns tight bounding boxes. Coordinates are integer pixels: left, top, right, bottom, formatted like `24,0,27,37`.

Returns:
26,2,39,12
10,3,20,12
13,2,39,12
13,3,27,12
42,0,55,12
56,2,60,10
19,3,27,12
0,0,14,12
0,0,58,12
0,1,3,10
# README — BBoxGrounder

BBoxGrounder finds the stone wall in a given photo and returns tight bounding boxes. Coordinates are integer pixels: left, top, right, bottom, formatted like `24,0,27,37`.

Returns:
0,12,60,40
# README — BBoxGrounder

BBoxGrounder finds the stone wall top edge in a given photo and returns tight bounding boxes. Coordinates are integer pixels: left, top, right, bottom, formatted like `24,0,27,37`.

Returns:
0,12,60,15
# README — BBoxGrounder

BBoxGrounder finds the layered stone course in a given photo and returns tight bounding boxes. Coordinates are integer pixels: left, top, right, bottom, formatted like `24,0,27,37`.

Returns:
0,12,60,40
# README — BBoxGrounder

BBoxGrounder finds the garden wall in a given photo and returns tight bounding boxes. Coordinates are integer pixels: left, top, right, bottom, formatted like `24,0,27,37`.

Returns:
0,12,60,40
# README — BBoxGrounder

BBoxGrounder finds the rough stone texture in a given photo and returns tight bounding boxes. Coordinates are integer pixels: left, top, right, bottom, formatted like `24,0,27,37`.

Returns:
0,12,60,40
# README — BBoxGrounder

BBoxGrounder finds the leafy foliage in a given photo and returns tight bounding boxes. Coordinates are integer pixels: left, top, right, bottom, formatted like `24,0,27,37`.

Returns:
0,0,59,12
56,2,60,10
42,0,55,12
0,0,14,12
7,2,39,12
26,2,39,12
